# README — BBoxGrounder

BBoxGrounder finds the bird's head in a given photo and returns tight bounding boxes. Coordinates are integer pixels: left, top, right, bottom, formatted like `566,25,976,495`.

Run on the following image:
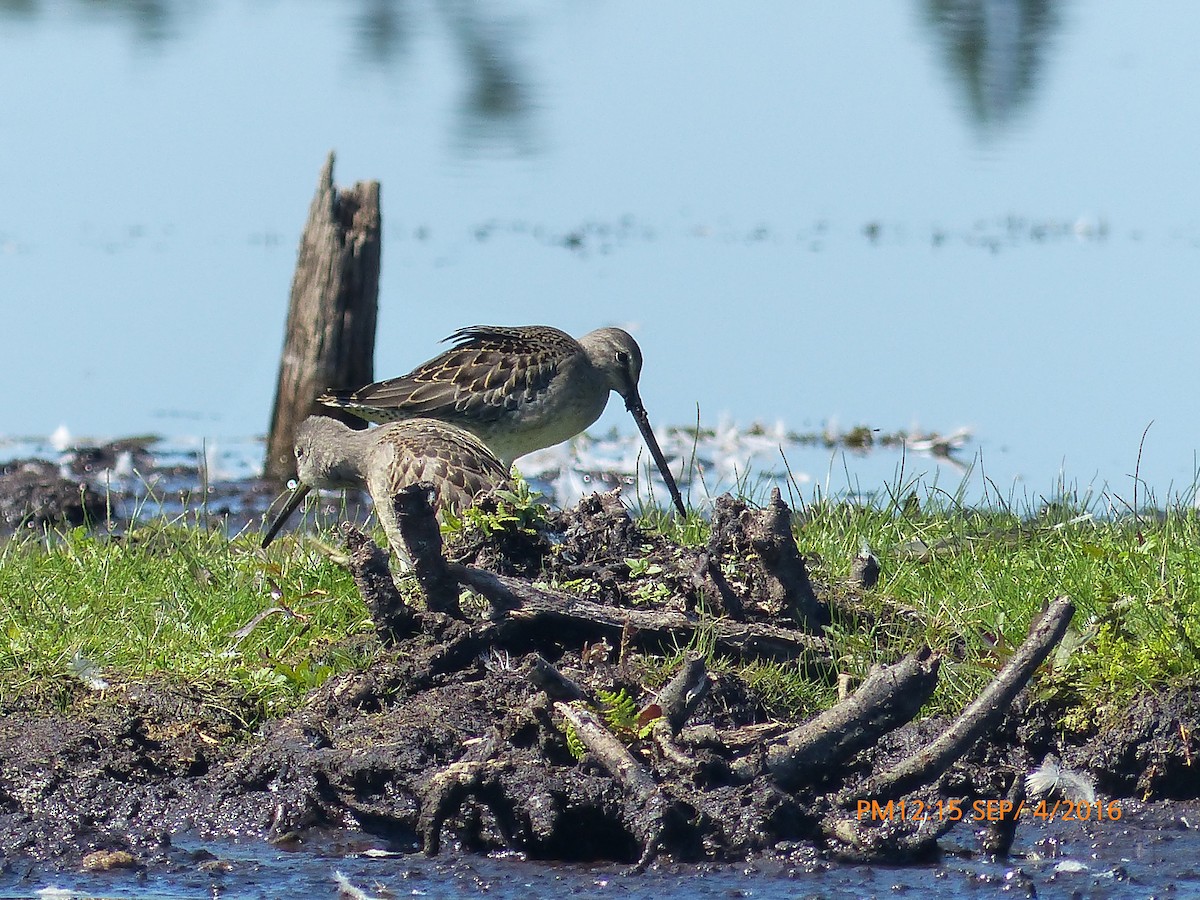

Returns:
293,416,362,488
580,327,644,406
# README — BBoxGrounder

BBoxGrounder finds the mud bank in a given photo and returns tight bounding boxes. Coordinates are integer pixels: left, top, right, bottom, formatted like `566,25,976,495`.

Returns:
1,488,1197,877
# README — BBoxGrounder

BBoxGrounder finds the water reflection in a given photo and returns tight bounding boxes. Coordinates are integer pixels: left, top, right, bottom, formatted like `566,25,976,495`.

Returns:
350,0,413,66
920,0,1063,132
0,0,534,155
439,0,535,157
24,0,200,45
0,0,36,20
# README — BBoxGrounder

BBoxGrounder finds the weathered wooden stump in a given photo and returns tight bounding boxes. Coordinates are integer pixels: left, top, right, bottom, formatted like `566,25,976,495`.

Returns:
264,152,381,482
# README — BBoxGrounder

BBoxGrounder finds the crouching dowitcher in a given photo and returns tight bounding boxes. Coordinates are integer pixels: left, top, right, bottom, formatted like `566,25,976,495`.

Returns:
318,325,687,516
260,415,511,557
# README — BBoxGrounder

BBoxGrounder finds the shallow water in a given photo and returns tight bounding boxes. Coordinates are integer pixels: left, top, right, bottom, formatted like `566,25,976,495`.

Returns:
1,420,1036,542
4,2,1200,504
3,801,1199,899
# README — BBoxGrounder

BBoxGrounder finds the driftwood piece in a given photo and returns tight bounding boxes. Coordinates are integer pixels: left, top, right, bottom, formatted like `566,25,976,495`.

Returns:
340,523,416,643
452,565,832,667
527,655,585,701
653,652,711,733
767,649,941,791
392,483,463,618
745,488,828,632
849,595,1075,804
555,702,669,871
265,152,381,481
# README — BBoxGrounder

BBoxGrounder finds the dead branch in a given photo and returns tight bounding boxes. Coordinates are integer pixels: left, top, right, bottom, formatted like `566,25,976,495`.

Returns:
340,523,417,643
653,652,711,733
265,152,380,481
452,564,832,667
688,550,744,620
768,649,941,791
526,655,585,702
555,702,669,871
702,495,749,619
850,595,1075,803
392,483,462,618
696,721,790,750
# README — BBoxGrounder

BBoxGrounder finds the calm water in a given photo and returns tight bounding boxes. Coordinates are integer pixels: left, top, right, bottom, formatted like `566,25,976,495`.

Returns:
3,801,1200,898
3,1,1200,507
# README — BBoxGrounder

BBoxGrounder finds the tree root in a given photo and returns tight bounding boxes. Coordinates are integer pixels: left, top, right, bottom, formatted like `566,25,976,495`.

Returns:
846,595,1075,804
417,729,508,856
821,596,1076,855
452,564,831,667
391,483,462,618
334,491,1078,865
767,649,941,791
555,701,671,872
340,523,417,644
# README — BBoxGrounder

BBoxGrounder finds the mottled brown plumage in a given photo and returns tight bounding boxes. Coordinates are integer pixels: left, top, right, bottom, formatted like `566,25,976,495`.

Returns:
318,324,687,516
261,416,511,557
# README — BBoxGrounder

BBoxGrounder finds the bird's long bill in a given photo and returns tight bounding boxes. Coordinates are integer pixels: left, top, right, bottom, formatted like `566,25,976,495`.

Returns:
261,483,312,549
626,393,687,518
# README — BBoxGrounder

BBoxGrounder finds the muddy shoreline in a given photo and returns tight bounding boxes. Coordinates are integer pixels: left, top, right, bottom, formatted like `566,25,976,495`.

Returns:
1,642,1196,874
1,453,1198,877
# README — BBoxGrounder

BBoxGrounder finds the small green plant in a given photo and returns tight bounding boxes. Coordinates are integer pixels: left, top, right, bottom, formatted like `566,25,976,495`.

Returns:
558,689,660,756
629,581,673,606
442,477,548,539
597,688,659,740
535,576,601,596
562,713,587,760
624,556,663,578
597,688,639,732
623,555,672,605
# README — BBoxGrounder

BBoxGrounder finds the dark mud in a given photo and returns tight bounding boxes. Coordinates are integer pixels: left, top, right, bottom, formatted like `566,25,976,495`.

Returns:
2,626,1196,875
2,460,1200,883
0,459,108,533
2,484,1198,882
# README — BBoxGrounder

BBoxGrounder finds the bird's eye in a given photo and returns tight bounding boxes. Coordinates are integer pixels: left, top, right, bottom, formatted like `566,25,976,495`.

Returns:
615,350,630,366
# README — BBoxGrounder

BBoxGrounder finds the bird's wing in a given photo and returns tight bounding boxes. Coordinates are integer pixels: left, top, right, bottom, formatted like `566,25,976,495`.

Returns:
323,326,579,423
370,422,512,513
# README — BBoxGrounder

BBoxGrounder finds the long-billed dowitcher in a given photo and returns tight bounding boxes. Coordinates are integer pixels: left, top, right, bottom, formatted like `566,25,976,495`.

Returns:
318,325,687,516
260,415,510,556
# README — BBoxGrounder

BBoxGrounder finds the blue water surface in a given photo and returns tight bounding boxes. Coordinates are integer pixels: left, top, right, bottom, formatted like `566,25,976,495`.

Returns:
2,2,1198,503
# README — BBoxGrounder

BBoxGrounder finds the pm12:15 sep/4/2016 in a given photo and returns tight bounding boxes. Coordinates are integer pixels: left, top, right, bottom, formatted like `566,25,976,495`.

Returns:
857,799,1123,823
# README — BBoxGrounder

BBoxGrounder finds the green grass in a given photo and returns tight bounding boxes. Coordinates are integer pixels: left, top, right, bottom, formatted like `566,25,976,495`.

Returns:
637,491,1200,724
0,515,375,719
809,500,1200,719
3,480,1199,732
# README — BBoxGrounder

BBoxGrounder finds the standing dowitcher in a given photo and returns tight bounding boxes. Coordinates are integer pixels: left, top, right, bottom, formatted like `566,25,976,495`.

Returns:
260,415,510,556
318,325,687,516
